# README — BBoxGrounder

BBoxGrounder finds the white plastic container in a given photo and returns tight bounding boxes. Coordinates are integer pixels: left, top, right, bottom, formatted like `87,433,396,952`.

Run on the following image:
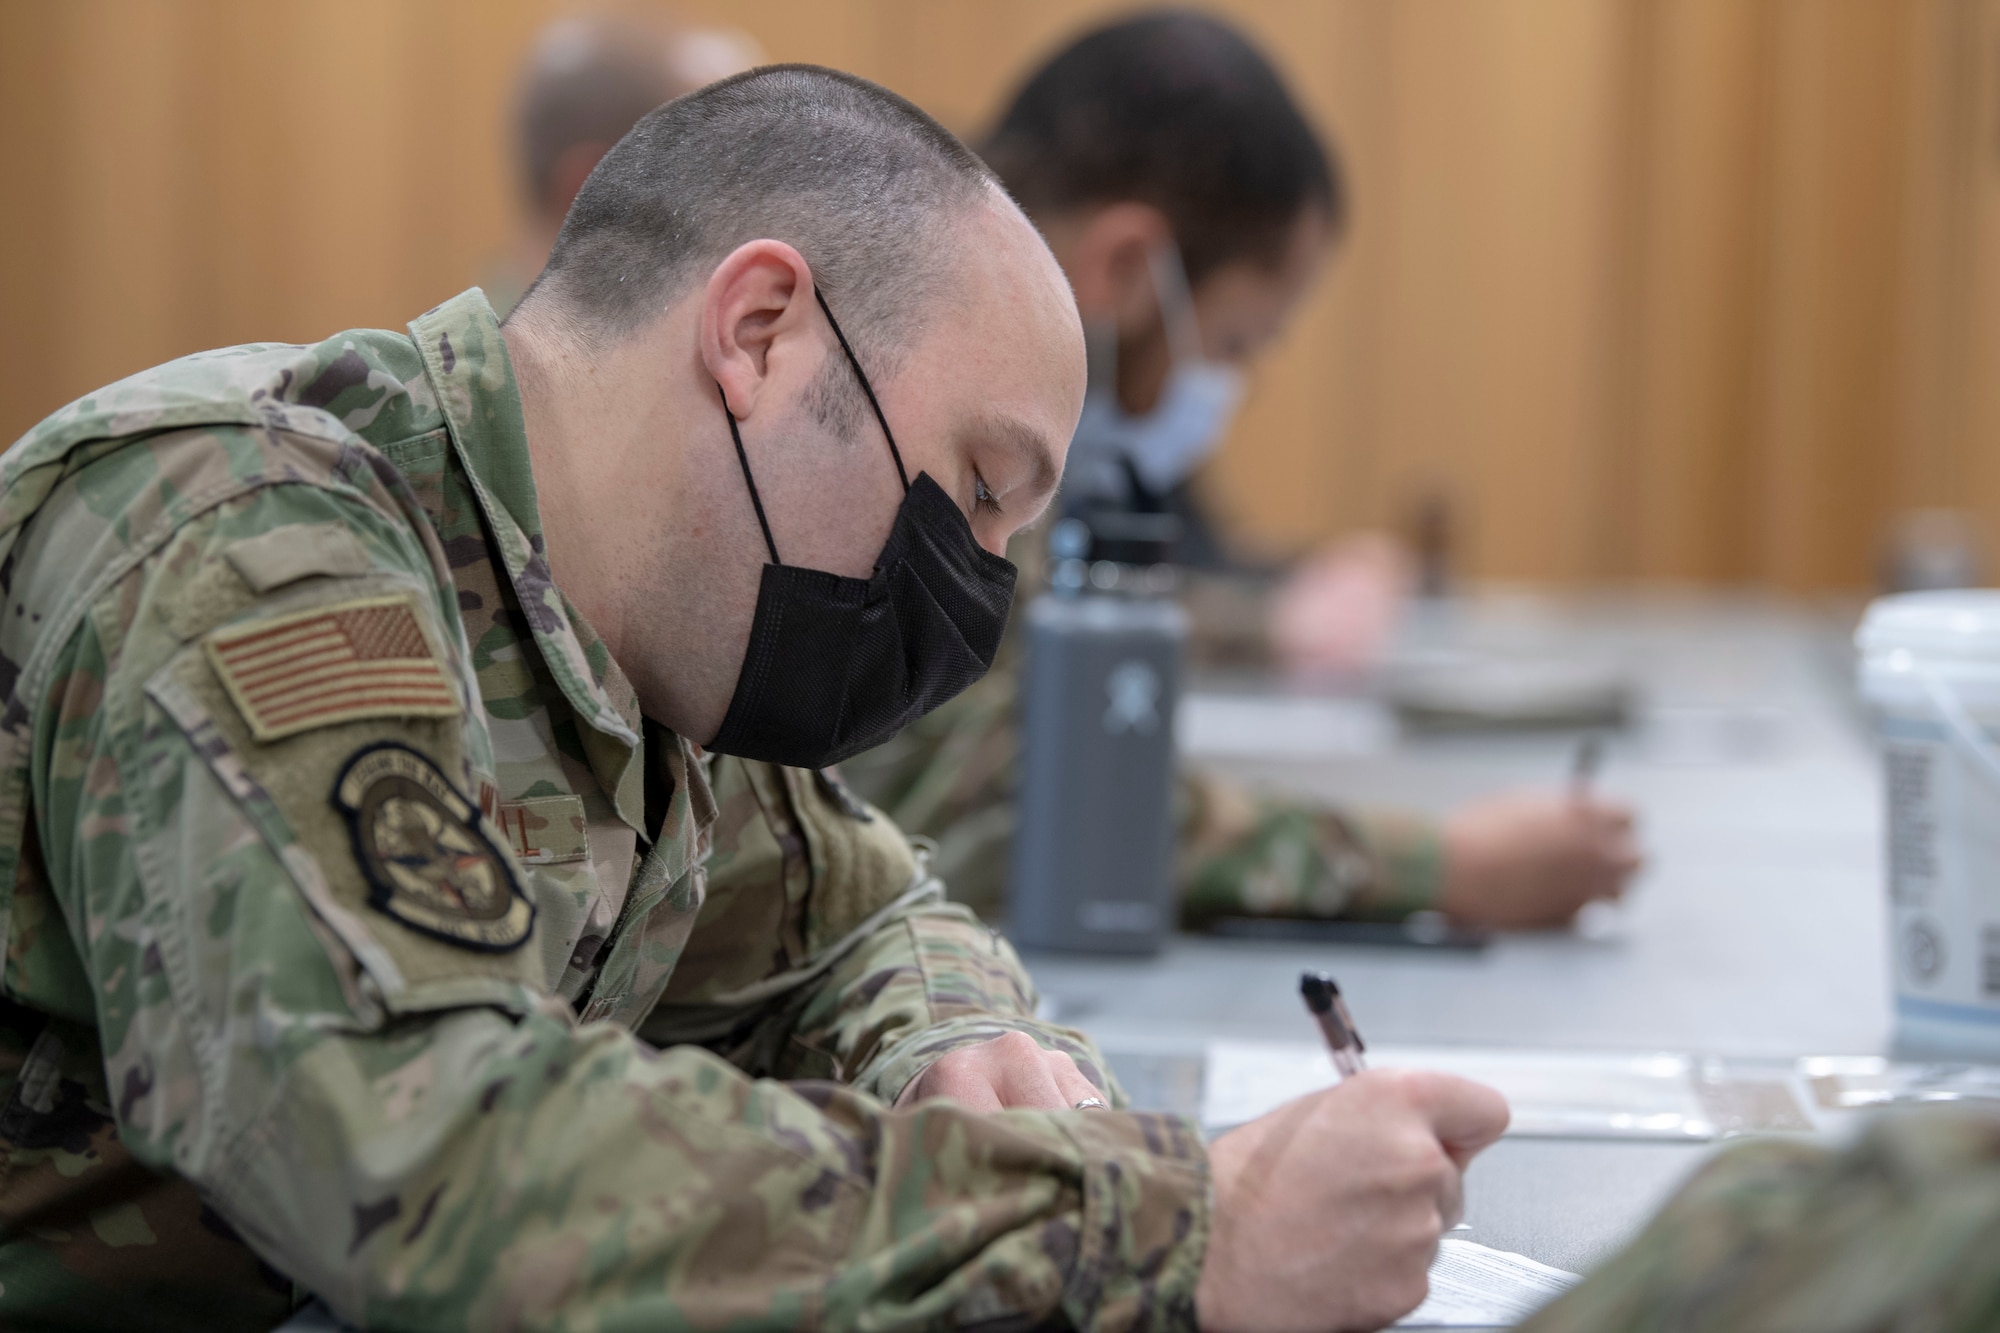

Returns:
1857,590,2000,1059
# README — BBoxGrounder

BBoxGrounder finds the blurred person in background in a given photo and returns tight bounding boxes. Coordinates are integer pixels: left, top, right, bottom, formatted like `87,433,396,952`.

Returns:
487,8,762,313
841,9,1642,934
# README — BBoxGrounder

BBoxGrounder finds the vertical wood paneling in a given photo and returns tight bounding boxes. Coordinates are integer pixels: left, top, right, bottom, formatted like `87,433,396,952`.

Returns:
1954,1,2000,545
0,0,1994,591
0,1,68,437
1753,0,1916,588
1613,0,1776,582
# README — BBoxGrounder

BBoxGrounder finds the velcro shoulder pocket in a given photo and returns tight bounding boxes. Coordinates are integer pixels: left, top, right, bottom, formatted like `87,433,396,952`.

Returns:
145,582,543,1016
223,522,374,593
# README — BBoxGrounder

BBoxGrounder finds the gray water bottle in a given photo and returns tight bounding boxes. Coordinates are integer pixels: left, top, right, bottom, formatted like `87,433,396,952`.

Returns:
1008,513,1188,954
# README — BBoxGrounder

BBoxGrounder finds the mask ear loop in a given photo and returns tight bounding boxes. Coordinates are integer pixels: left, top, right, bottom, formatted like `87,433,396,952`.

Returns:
1147,242,1208,368
718,384,782,565
814,287,910,494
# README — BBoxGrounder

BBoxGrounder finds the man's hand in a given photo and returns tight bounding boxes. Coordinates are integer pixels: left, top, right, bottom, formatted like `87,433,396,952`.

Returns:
1439,792,1641,929
1197,1070,1510,1333
895,1030,1108,1111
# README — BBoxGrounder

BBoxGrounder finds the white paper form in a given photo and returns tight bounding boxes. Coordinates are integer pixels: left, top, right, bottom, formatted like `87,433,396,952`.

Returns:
1202,1041,1714,1139
1395,1239,1579,1327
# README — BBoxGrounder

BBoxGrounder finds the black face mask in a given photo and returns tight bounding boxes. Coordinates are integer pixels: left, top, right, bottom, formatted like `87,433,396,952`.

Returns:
705,290,1018,770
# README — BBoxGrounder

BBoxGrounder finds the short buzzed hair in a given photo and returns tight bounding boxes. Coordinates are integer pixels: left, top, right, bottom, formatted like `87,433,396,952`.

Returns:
984,10,1340,286
517,64,996,398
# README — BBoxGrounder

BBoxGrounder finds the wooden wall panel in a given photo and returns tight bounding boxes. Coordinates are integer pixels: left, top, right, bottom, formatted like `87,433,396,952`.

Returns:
0,1,66,447
2,0,1996,591
1896,0,2000,561
1608,0,1774,582
1956,1,2000,545
1752,1,1916,588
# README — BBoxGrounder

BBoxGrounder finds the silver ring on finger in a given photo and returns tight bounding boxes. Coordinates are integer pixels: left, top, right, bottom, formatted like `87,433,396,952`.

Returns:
1073,1097,1108,1111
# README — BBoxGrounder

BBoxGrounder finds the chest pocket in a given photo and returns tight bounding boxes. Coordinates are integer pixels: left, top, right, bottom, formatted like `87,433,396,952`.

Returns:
575,734,711,1027
656,759,923,1010
792,765,923,956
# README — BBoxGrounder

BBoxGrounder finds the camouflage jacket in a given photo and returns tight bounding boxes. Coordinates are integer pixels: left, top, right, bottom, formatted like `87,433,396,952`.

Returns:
0,290,1209,1331
1518,1104,2000,1332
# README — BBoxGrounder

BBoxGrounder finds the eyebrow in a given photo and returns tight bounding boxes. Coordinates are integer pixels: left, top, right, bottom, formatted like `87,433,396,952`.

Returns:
972,410,1062,503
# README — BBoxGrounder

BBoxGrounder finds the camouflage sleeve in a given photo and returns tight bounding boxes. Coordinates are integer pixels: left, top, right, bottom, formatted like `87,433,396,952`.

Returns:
837,665,1020,919
38,487,1210,1331
1516,1106,2000,1333
784,897,1121,1107
646,756,1122,1107
1176,771,1445,928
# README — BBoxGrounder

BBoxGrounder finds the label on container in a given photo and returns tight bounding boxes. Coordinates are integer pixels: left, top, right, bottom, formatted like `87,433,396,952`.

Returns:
1880,721,2000,1025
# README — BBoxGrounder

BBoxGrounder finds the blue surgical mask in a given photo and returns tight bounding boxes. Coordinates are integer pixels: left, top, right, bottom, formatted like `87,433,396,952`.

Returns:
1067,243,1246,504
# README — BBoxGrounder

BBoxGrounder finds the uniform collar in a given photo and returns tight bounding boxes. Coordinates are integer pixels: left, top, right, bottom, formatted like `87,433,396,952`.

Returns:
407,289,655,830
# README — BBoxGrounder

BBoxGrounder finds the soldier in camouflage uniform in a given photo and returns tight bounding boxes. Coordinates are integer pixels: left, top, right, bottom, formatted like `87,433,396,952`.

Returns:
0,64,1509,1333
0,283,1172,1330
844,12,1641,936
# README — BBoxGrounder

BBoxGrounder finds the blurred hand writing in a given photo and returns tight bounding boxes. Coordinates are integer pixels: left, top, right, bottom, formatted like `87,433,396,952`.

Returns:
1440,792,1641,929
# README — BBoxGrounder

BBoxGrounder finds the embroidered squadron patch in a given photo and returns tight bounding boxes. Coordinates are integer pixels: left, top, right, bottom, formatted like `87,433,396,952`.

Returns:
334,744,534,952
206,595,460,742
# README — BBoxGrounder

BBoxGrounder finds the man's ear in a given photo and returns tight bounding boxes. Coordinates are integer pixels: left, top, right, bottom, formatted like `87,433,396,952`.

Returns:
1069,202,1172,335
700,239,818,420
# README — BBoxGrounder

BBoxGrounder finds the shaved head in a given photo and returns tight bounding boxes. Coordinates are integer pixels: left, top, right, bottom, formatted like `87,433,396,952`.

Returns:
515,64,998,409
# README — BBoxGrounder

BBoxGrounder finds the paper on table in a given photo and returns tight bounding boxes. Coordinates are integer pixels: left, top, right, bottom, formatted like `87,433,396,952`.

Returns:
1202,1041,1714,1139
1396,1239,1579,1327
1799,1056,2000,1114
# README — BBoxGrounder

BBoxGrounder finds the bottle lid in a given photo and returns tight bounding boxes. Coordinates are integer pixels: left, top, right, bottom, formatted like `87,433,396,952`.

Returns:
1074,509,1183,567
1858,590,2000,664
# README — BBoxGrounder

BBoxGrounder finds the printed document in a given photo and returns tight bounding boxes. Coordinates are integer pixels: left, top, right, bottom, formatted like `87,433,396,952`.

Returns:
1395,1239,1579,1327
1202,1040,1715,1139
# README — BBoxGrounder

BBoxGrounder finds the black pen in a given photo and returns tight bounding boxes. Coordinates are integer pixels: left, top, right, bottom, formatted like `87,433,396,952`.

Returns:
1300,971,1367,1080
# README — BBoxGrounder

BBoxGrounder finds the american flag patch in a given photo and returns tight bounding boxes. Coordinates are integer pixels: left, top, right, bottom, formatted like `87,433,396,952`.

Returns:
205,595,461,742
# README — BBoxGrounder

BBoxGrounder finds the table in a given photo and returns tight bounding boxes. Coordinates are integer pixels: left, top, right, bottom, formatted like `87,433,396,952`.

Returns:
1026,590,1889,1289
